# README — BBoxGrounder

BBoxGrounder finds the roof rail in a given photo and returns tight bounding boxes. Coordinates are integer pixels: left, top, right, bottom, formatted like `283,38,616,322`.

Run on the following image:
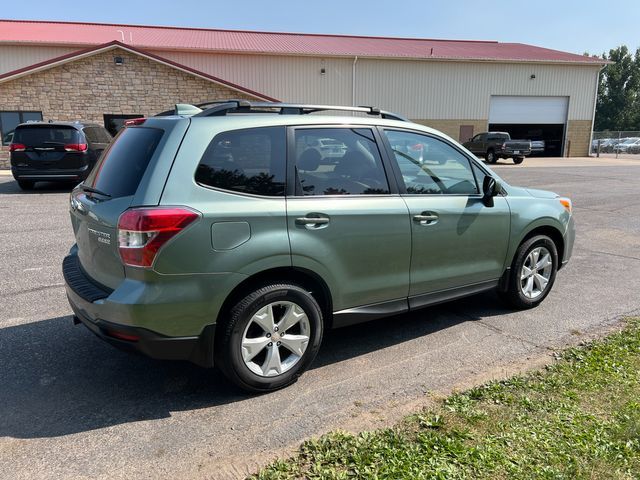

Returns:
190,100,409,121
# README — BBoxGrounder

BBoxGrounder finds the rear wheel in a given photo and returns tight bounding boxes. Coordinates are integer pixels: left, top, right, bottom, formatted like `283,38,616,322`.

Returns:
499,235,558,309
485,150,497,164
17,180,35,190
216,283,324,392
513,157,525,164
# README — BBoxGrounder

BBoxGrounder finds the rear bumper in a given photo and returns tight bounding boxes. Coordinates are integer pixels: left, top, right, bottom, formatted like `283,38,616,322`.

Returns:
11,165,90,182
501,149,531,157
63,253,216,367
71,307,215,366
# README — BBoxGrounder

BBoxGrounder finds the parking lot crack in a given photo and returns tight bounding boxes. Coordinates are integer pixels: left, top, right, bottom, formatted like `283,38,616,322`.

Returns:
0,283,65,298
582,249,640,262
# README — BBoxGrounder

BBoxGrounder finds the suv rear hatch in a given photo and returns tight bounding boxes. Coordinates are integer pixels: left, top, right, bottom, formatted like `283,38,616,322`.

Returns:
11,125,85,169
69,123,176,289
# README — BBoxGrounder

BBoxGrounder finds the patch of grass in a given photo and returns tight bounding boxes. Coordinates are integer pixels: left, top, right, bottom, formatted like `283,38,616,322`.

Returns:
251,319,640,479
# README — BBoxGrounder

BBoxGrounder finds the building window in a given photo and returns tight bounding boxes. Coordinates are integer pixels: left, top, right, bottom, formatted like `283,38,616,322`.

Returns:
0,111,43,145
103,114,143,137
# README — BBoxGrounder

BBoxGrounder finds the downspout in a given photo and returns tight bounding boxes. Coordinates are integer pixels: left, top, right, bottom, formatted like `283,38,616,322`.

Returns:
588,63,606,157
352,56,358,106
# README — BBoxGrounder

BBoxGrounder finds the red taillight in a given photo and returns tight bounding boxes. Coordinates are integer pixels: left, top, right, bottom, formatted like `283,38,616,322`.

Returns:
64,143,88,152
9,143,26,152
124,118,146,127
117,207,199,267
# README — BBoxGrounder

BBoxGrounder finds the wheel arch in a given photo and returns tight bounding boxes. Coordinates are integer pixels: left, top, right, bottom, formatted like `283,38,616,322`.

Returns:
518,224,565,269
215,266,334,331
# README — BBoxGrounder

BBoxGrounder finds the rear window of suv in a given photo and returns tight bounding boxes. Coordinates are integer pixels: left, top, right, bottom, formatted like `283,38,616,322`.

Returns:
13,125,80,146
85,127,163,198
195,126,286,196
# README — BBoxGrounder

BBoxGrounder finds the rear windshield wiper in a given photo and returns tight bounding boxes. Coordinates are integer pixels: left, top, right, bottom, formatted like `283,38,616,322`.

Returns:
79,184,111,198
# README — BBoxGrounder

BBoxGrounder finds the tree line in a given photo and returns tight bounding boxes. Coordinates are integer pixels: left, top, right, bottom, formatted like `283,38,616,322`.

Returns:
593,46,640,131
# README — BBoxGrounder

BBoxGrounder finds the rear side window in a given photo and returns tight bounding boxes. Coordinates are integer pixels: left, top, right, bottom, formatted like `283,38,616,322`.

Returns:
195,127,286,196
13,126,80,146
83,127,112,144
85,127,163,198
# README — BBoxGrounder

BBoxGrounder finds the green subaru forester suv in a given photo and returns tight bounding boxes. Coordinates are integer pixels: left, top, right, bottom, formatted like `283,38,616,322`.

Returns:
64,101,574,392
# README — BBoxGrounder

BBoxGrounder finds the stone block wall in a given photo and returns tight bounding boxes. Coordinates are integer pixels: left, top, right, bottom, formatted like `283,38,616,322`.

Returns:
565,120,592,157
0,48,261,167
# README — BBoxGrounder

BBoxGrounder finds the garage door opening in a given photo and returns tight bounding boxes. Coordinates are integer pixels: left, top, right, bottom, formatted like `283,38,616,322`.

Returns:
488,124,565,157
489,96,568,157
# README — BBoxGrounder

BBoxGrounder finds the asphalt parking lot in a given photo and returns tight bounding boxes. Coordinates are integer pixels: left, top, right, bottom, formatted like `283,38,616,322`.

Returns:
2,157,640,479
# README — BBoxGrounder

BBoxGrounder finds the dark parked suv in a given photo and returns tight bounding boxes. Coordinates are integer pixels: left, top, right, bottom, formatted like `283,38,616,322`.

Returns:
10,121,112,190
63,101,574,392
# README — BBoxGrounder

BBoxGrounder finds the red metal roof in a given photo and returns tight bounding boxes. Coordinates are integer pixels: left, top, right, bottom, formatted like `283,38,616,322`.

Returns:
0,19,605,64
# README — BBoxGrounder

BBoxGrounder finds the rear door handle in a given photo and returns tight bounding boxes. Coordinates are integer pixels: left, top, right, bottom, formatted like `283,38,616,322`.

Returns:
296,216,330,226
413,213,439,225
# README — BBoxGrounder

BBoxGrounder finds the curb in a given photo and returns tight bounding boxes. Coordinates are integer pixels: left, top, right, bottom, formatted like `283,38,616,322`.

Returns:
0,170,12,176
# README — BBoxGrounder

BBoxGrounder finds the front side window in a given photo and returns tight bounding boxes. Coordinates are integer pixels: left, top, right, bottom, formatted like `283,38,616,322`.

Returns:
196,127,286,197
0,111,43,145
384,130,479,195
294,128,389,196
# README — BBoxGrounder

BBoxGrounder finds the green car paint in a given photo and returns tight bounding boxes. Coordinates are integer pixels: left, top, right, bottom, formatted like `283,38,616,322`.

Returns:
64,111,574,365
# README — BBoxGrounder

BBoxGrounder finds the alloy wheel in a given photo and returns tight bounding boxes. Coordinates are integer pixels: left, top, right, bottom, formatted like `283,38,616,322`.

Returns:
520,246,553,299
241,301,311,377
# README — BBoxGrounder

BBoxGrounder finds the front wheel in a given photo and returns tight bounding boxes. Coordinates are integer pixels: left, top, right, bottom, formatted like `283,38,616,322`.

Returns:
513,157,525,164
216,283,324,392
499,235,558,309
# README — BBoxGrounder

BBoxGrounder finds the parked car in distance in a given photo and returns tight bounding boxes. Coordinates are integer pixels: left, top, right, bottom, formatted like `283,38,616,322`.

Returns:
604,138,626,153
616,137,640,153
591,138,610,153
10,121,112,190
530,140,546,155
63,101,574,393
462,132,532,164
628,140,640,154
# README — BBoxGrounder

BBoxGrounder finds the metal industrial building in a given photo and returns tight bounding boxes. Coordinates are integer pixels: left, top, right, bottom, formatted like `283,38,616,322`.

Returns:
0,20,606,165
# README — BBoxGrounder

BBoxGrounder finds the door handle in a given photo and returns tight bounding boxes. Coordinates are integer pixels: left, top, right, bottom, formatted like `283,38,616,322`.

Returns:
413,213,439,225
295,216,330,226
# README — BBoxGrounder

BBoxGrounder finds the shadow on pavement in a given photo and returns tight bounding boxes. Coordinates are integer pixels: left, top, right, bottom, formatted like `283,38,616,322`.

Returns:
0,291,510,439
0,178,75,195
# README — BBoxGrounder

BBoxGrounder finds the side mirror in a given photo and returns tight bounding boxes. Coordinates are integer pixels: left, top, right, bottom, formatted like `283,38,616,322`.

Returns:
482,176,500,207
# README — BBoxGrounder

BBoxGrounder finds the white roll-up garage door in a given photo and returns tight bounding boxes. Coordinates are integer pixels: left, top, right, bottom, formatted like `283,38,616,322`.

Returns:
489,96,569,124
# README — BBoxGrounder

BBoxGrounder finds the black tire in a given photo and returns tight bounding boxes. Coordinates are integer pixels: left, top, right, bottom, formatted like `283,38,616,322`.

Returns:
485,149,497,164
215,283,324,393
499,235,558,309
17,180,35,190
513,157,525,164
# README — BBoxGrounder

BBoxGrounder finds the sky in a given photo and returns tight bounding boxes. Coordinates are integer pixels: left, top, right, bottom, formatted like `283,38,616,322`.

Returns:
4,0,639,56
